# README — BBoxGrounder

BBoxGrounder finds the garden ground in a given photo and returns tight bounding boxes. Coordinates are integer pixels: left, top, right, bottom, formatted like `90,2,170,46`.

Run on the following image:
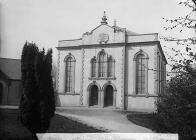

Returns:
0,106,157,140
0,108,103,140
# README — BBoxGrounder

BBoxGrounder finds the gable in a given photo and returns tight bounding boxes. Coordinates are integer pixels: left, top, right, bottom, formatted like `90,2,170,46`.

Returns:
82,24,126,45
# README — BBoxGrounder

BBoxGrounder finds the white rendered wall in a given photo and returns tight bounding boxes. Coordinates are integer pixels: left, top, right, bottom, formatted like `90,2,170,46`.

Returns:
56,23,166,111
82,46,124,108
56,49,82,106
125,44,157,111
127,33,158,43
126,45,156,95
127,96,157,112
57,94,80,106
82,25,125,45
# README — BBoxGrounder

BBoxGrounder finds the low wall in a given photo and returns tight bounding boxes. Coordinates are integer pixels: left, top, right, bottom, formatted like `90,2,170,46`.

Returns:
127,96,157,112
56,94,80,107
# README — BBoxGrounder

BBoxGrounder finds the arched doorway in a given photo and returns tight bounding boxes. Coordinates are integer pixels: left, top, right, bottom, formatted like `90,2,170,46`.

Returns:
104,85,113,107
0,83,3,104
89,85,98,106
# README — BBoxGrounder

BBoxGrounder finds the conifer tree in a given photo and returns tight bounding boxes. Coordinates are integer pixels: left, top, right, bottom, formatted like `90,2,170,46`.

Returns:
20,42,55,134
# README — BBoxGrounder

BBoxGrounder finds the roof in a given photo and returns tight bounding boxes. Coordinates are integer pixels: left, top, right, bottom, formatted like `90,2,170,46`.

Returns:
112,26,138,36
0,58,21,80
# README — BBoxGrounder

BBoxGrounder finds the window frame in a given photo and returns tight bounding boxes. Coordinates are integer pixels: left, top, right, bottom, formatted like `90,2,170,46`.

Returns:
89,49,116,80
133,50,149,97
136,54,146,94
107,56,115,78
91,57,97,78
64,53,76,94
98,51,107,78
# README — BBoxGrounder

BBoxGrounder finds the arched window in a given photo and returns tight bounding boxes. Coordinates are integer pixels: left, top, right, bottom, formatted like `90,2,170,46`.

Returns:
64,54,75,93
108,56,115,77
91,57,96,77
90,50,115,79
98,51,107,77
134,51,148,95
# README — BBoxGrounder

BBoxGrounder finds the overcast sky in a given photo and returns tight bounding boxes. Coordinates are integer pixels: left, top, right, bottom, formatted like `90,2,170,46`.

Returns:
0,0,194,64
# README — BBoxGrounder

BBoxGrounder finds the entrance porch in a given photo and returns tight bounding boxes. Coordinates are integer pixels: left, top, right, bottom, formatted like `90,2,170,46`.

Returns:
87,82,117,108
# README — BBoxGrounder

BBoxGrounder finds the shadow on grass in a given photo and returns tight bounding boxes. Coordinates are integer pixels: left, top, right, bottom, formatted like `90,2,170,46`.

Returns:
0,109,104,140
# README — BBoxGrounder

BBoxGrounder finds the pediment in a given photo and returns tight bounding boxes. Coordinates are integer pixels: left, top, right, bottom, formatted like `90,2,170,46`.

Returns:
82,24,126,45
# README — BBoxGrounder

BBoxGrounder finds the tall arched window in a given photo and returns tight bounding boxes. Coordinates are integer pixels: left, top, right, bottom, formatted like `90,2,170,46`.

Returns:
98,51,107,77
108,56,115,77
65,54,75,93
91,57,96,77
90,50,115,79
134,51,149,95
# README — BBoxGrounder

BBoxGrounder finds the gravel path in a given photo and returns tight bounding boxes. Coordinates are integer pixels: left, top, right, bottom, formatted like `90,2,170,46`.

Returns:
56,107,152,133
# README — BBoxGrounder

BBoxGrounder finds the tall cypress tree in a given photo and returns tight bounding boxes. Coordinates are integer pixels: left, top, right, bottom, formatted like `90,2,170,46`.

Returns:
20,42,40,133
34,48,55,131
20,42,55,134
43,49,55,118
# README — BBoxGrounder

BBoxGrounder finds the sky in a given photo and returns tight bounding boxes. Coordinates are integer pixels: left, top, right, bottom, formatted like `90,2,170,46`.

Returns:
0,0,195,65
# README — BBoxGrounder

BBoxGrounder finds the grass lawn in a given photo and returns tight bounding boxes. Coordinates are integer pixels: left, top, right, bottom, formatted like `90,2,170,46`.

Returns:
0,109,103,140
126,112,158,131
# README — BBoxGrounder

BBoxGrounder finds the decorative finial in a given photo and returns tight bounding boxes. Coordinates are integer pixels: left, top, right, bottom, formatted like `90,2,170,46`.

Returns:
101,11,108,25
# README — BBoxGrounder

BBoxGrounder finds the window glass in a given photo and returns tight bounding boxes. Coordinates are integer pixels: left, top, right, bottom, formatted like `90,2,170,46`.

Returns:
65,57,75,92
136,54,146,94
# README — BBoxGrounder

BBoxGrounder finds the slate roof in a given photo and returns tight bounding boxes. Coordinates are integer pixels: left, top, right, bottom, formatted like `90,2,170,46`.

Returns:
0,58,21,80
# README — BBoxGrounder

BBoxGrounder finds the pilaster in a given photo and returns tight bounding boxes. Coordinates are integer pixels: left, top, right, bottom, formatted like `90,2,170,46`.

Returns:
121,46,125,109
113,90,117,107
154,47,158,95
101,90,104,107
57,50,60,92
80,48,85,105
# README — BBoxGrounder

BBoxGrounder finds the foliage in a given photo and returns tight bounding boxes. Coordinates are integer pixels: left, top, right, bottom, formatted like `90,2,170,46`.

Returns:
155,73,196,139
155,0,196,139
19,42,55,133
160,0,196,76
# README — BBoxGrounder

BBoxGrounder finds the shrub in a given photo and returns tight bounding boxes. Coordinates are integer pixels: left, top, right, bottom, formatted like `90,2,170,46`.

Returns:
155,72,196,140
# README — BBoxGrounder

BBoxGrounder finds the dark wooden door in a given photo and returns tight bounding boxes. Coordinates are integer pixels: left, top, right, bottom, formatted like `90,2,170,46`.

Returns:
90,85,98,106
104,85,113,107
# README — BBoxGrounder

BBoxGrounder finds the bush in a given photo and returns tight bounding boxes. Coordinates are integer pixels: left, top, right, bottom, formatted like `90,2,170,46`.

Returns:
155,72,196,140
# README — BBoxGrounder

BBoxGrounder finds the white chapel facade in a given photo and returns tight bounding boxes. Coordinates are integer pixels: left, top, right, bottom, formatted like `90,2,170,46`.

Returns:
56,13,167,112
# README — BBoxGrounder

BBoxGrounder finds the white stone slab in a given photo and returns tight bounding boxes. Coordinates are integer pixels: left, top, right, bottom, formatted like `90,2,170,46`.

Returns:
37,133,178,140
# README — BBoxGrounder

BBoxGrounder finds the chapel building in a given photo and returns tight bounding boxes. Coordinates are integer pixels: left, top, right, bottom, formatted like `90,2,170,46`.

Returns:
56,13,167,112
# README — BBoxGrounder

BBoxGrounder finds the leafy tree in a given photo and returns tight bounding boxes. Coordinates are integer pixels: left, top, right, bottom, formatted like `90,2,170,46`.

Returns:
161,0,196,75
155,0,196,139
19,42,55,135
155,72,196,139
